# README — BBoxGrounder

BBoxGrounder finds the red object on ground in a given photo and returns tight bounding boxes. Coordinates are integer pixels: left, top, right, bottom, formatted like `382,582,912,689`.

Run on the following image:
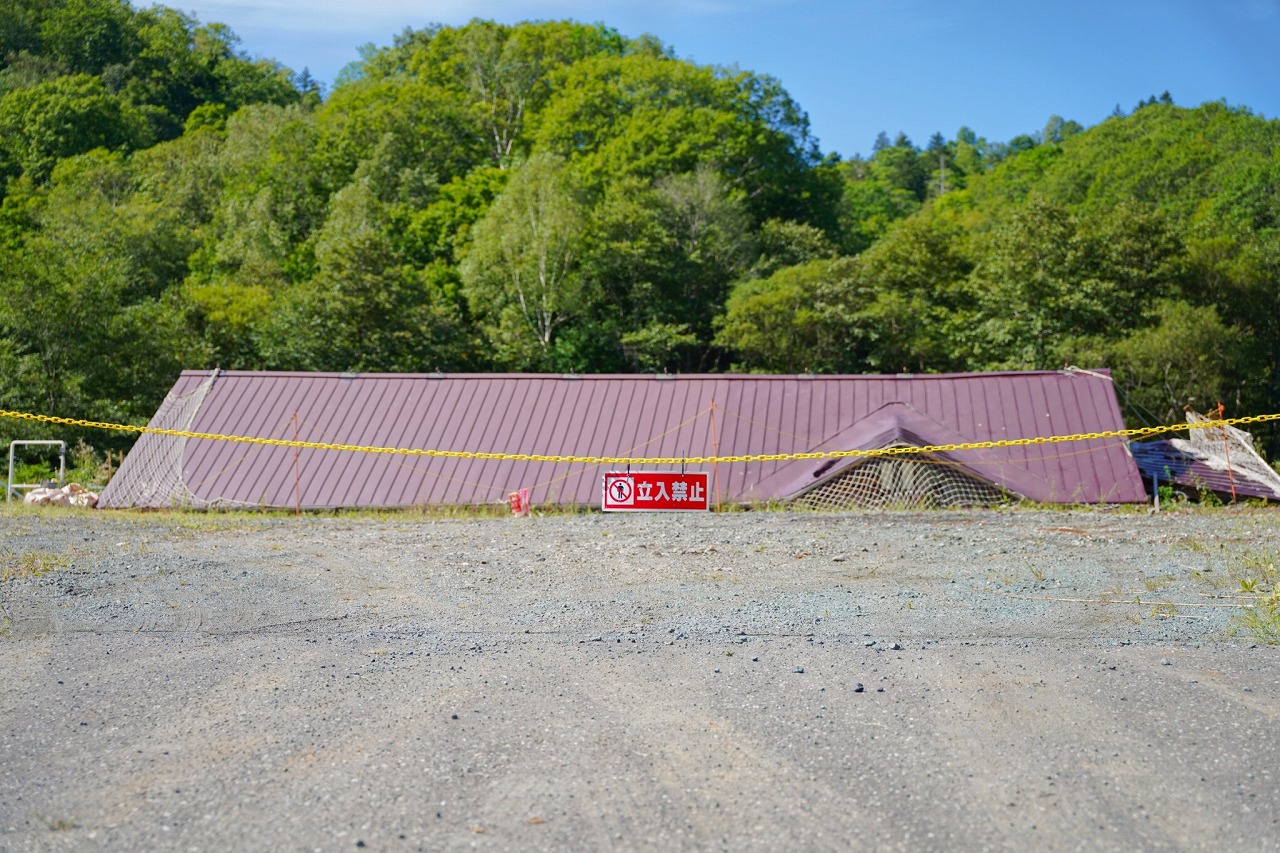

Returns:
602,472,709,512
508,487,530,516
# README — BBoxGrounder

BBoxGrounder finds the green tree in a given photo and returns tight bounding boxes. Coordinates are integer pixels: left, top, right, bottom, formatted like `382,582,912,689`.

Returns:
568,166,754,372
460,153,591,369
179,104,325,367
0,0,44,64
652,165,753,340
1081,299,1243,426
0,149,198,435
0,73,151,184
848,216,972,372
749,217,837,279
256,180,472,372
715,258,859,373
400,166,507,267
835,156,921,254
38,0,138,76
315,76,484,191
716,216,971,374
962,197,1108,368
530,51,824,225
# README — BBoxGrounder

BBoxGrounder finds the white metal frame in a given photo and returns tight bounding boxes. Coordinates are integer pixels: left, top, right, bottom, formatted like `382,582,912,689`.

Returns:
7,440,66,502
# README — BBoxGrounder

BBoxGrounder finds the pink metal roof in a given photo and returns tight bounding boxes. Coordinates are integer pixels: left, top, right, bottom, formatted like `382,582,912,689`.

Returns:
98,370,1148,509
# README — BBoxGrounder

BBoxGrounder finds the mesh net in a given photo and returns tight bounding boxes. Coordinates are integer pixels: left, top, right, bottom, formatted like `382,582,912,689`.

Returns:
794,447,1006,511
1181,410,1280,498
115,371,219,509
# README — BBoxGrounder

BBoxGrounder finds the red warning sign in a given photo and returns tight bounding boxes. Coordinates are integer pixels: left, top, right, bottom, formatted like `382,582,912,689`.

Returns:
602,472,710,512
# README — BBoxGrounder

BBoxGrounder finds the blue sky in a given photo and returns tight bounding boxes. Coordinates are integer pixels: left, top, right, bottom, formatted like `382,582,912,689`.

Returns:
175,0,1280,159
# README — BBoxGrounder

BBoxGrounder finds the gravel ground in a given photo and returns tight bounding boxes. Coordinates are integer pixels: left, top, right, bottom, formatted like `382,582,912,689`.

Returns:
2,505,1279,852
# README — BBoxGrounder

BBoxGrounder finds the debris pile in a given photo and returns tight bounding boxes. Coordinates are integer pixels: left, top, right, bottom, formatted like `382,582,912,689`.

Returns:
23,482,99,508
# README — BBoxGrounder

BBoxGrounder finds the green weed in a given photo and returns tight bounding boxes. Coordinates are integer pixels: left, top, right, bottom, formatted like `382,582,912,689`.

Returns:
1184,540,1280,644
1,549,72,582
1230,551,1280,643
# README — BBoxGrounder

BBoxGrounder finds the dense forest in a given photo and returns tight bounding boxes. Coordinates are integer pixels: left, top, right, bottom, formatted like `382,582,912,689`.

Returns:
3,0,1279,461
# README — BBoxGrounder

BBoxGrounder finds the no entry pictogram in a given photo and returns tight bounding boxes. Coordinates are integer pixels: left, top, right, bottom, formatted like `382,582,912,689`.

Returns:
602,471,709,512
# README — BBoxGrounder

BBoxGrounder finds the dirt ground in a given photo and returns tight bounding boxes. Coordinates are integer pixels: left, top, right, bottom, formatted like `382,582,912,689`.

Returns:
2,505,1279,852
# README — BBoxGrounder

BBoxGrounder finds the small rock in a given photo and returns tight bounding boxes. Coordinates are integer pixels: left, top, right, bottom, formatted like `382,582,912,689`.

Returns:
793,666,805,674
1161,658,1172,666
863,640,876,647
888,642,902,651
853,683,865,693
451,713,459,720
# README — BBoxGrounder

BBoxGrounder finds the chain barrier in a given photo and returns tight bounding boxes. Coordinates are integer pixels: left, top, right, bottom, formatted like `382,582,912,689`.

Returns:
2,408,1279,467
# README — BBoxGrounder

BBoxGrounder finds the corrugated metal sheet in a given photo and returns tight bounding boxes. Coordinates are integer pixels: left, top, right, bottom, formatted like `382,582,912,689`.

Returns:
98,370,1148,509
1130,440,1280,502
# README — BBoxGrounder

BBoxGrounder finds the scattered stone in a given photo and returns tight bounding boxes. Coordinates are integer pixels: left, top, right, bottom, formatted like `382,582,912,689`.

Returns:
793,666,805,674
853,683,865,693
1161,658,1172,666
888,642,902,651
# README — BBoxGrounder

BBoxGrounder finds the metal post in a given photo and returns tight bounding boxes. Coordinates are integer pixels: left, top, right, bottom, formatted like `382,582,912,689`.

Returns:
7,440,67,502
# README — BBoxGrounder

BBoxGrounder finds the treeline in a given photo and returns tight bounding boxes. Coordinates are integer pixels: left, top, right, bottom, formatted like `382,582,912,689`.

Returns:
2,4,1279,457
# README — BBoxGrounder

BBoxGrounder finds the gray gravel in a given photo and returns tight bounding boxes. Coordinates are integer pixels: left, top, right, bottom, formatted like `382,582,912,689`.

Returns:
2,506,1279,852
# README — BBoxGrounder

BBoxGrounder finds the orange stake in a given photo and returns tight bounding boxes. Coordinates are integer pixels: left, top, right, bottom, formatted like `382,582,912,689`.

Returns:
1217,402,1237,503
293,411,301,517
709,398,722,511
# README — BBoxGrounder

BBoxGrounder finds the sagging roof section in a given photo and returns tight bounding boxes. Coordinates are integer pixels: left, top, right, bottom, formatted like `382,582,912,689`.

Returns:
1130,440,1280,502
98,370,1148,509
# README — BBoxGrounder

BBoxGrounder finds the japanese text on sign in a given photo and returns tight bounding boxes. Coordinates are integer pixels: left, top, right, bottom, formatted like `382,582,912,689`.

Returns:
602,472,709,512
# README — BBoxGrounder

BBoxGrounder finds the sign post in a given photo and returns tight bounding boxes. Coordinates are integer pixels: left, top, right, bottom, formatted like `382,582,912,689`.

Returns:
602,471,710,512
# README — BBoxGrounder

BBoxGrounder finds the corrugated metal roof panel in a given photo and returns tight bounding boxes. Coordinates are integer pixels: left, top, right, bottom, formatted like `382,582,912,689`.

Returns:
1130,439,1280,502
98,370,1148,509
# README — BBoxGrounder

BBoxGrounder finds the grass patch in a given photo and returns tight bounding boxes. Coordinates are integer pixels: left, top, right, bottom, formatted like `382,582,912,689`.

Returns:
1182,538,1280,644
1227,550,1280,644
1,548,73,582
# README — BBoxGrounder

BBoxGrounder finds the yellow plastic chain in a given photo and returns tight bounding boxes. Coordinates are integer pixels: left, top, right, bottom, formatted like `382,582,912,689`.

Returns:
2,408,1278,466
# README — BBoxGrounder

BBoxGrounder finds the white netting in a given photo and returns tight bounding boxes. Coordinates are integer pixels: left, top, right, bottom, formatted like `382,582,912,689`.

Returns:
119,371,220,508
794,448,1006,511
1179,410,1280,498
